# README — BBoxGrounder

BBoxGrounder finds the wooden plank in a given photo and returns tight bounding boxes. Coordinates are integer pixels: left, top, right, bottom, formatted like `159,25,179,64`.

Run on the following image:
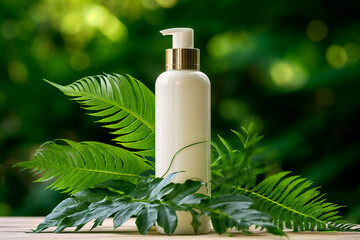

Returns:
0,217,359,239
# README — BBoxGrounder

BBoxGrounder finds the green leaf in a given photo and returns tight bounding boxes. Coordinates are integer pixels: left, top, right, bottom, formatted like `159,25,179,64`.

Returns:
177,193,205,205
113,201,143,228
231,129,246,145
157,205,178,235
14,140,152,193
147,172,178,200
218,135,233,155
189,209,201,234
135,205,159,234
45,73,155,157
162,179,204,203
84,198,129,230
210,215,228,234
33,198,89,232
124,173,177,201
233,172,359,232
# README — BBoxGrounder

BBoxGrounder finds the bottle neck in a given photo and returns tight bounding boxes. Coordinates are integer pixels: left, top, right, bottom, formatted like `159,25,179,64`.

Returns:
165,48,200,70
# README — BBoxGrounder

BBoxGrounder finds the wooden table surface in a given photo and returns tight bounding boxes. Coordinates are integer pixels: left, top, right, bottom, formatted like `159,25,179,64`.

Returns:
1,217,359,239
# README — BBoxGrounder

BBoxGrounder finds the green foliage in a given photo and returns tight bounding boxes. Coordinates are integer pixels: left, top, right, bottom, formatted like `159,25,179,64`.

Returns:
45,73,155,157
14,73,359,235
14,139,152,194
234,172,359,232
212,124,360,232
212,122,268,193
33,174,285,236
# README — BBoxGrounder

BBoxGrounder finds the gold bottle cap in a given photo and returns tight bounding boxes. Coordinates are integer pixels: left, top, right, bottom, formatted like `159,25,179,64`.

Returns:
165,48,200,70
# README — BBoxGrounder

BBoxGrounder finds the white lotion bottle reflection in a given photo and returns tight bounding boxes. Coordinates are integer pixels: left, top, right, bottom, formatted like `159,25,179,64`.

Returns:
155,28,211,234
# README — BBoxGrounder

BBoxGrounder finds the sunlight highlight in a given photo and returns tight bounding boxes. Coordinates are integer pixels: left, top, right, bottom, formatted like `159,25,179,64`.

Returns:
100,15,128,42
270,61,307,90
85,5,108,27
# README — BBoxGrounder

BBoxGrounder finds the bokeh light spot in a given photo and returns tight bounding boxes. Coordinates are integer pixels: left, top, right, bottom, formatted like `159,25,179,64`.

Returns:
270,61,307,90
343,42,360,63
207,31,254,59
1,19,17,39
100,15,128,42
61,11,83,35
8,61,28,84
307,20,328,42
156,0,177,8
315,87,334,107
85,5,108,27
70,51,90,71
270,62,293,86
326,45,347,68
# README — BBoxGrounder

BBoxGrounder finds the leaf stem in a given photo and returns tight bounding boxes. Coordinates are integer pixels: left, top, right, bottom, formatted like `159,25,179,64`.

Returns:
161,141,210,178
38,166,143,179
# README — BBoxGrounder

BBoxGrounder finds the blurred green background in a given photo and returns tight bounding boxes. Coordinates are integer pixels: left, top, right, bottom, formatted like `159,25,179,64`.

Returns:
1,0,359,222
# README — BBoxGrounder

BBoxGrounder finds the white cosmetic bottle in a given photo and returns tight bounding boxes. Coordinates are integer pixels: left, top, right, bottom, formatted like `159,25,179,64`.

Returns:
155,28,211,234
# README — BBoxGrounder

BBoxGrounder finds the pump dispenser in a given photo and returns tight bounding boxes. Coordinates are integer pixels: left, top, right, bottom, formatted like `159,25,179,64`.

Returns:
155,28,211,234
160,28,200,70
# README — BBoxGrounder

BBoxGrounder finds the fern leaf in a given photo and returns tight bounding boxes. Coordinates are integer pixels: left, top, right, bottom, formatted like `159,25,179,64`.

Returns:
212,122,359,232
14,140,152,194
45,73,155,157
232,172,360,232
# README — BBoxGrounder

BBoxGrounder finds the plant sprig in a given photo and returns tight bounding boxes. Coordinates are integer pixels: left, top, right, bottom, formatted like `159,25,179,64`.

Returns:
34,173,285,236
211,125,360,232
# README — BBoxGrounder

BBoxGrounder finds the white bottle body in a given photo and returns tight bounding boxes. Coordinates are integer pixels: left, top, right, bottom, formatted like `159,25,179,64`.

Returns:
155,69,211,234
